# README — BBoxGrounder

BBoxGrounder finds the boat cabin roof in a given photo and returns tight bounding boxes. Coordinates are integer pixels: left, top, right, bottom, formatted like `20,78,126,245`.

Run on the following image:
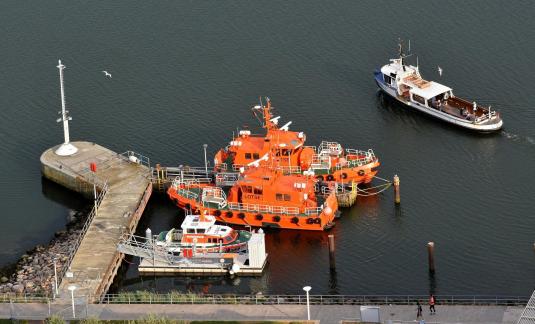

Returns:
181,214,216,230
410,81,452,100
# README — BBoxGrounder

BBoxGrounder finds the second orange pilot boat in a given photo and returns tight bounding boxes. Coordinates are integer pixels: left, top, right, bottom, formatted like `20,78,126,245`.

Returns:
214,98,380,184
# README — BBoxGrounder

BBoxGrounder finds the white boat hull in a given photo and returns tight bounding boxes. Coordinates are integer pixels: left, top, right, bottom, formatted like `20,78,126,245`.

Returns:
374,71,503,132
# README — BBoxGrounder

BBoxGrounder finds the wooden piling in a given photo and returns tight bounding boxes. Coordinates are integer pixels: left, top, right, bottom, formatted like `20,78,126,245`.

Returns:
393,174,400,204
427,242,435,273
328,234,336,270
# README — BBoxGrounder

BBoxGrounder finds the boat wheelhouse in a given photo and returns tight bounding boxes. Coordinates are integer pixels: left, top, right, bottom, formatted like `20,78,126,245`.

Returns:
214,98,380,184
168,164,339,231
374,42,503,132
155,212,252,255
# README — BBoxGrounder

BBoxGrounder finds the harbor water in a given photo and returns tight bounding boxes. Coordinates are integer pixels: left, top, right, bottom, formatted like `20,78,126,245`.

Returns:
1,1,534,295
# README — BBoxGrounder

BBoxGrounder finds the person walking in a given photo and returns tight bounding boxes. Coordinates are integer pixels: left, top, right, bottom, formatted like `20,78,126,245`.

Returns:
429,294,436,314
417,300,423,317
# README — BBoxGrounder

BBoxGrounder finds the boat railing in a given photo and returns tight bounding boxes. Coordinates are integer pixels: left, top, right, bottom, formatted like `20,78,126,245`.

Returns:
171,176,212,189
227,202,300,215
275,165,302,174
304,207,323,215
177,188,199,201
318,141,343,156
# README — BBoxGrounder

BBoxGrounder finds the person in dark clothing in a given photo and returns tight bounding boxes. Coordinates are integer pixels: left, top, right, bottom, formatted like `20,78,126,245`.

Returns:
417,300,423,317
429,294,436,314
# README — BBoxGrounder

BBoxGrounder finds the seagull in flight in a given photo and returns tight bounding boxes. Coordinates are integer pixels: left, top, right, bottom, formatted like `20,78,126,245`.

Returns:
437,66,443,77
102,70,112,78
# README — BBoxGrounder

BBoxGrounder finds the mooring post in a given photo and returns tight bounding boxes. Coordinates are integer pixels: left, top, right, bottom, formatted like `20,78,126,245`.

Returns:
393,174,400,204
328,234,336,270
427,242,435,273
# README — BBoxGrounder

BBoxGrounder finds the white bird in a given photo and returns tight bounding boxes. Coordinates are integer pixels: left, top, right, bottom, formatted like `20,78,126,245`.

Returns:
102,70,112,78
437,66,443,77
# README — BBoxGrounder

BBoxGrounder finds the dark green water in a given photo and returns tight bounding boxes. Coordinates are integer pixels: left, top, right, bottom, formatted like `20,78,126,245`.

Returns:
1,1,534,295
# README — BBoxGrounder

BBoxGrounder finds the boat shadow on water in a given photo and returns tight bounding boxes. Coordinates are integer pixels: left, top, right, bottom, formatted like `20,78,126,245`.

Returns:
374,91,503,138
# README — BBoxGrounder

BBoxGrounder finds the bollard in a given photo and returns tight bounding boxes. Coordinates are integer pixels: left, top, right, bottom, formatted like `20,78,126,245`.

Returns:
427,242,435,273
393,175,400,204
328,234,336,270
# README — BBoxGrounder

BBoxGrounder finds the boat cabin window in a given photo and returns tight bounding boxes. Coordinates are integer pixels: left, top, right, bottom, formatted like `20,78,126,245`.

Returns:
197,229,205,234
276,193,290,201
245,153,252,159
187,229,195,234
224,235,233,242
384,74,392,85
243,186,252,193
412,93,425,105
253,187,263,195
253,153,260,159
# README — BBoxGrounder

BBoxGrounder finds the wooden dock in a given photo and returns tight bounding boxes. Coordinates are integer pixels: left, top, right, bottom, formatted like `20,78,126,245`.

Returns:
40,141,152,301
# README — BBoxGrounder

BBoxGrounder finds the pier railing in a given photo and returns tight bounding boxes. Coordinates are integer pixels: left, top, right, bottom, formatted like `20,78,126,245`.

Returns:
98,293,529,306
55,181,109,294
0,292,529,307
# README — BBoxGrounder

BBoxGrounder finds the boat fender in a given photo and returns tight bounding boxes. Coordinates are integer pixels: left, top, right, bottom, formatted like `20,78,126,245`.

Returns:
306,218,314,224
225,211,233,218
237,213,246,219
213,210,222,216
326,175,334,181
185,203,191,210
291,217,299,224
341,173,348,179
316,175,324,182
314,218,321,224
358,170,365,176
255,214,263,221
273,215,281,222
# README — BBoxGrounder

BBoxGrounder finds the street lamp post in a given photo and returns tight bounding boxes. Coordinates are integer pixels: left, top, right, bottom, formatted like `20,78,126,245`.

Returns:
303,286,311,320
68,285,77,318
203,144,208,175
53,258,58,298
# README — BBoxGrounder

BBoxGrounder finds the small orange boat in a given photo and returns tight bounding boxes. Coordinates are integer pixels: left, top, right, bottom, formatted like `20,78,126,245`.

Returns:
167,164,339,231
214,98,380,184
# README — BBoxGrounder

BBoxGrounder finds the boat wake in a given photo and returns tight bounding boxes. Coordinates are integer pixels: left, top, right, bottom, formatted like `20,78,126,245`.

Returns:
502,130,535,145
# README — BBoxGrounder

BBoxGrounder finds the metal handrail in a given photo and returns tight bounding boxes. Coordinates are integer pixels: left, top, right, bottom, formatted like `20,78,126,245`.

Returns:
227,202,300,215
98,293,530,306
56,181,109,291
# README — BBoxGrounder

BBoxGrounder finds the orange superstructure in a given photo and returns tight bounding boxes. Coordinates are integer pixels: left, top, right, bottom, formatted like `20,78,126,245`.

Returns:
167,165,339,231
214,98,380,184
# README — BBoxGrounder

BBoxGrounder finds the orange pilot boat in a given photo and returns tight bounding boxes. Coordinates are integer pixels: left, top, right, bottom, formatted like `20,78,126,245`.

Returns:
167,164,339,231
214,98,380,184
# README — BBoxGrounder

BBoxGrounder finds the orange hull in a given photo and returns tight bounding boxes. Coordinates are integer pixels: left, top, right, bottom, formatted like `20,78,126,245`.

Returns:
168,188,337,231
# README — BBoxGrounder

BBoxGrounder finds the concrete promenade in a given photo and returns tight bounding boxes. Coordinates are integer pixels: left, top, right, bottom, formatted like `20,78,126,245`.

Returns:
0,303,524,324
41,141,152,300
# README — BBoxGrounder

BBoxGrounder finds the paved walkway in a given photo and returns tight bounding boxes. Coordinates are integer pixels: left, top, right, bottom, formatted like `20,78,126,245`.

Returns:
0,303,524,324
41,142,152,300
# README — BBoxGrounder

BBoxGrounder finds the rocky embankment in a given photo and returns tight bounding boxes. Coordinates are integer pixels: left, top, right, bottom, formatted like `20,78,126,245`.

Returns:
0,212,87,295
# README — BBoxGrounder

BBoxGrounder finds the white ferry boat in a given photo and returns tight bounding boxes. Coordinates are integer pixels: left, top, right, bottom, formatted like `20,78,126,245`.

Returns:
374,43,503,132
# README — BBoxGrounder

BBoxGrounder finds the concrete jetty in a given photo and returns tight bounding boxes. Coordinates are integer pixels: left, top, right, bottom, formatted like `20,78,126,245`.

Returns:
40,141,151,301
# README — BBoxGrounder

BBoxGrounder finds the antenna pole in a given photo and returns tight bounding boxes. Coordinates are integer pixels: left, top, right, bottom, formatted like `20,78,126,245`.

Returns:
55,59,78,156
